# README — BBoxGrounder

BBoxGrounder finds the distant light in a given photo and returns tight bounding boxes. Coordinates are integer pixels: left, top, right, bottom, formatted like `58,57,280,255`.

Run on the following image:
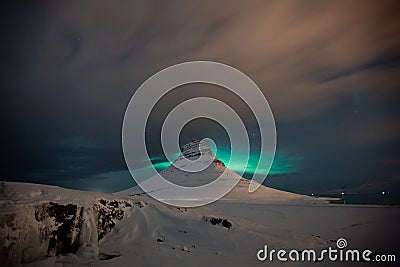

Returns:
382,191,385,195
341,192,345,195
311,193,314,196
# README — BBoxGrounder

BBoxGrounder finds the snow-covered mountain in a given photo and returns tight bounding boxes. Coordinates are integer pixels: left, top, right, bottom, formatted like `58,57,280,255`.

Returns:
1,141,398,266
119,139,330,205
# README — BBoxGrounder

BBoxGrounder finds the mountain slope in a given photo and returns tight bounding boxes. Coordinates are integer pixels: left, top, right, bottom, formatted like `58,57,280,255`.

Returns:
118,140,332,205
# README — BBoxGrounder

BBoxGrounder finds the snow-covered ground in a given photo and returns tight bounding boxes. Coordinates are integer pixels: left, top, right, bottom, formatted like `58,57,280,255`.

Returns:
1,141,399,266
1,180,399,266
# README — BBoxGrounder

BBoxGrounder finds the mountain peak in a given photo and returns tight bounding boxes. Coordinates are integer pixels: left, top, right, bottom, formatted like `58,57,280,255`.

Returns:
155,140,227,187
178,139,215,162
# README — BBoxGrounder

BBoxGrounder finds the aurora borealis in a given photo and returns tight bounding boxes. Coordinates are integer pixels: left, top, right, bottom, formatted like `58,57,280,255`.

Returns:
152,148,299,179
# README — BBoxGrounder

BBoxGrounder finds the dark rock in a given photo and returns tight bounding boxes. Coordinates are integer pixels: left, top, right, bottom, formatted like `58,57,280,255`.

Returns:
213,158,225,166
221,219,232,229
99,252,121,260
204,216,233,229
135,201,146,208
210,218,223,225
33,203,82,256
94,199,132,240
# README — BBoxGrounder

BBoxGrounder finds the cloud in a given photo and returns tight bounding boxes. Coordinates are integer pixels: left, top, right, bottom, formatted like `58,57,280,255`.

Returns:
344,116,400,144
9,0,400,121
2,0,399,191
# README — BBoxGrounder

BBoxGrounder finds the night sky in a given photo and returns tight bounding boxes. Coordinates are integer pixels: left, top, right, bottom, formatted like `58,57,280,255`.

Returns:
1,1,399,198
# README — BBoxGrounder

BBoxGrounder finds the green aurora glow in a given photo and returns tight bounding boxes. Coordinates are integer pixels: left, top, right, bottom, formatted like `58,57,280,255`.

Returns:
152,147,299,177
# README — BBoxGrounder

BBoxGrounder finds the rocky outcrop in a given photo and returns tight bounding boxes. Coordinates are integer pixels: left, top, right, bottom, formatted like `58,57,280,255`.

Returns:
94,199,132,240
34,202,83,257
0,199,132,266
179,139,214,160
203,216,233,229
